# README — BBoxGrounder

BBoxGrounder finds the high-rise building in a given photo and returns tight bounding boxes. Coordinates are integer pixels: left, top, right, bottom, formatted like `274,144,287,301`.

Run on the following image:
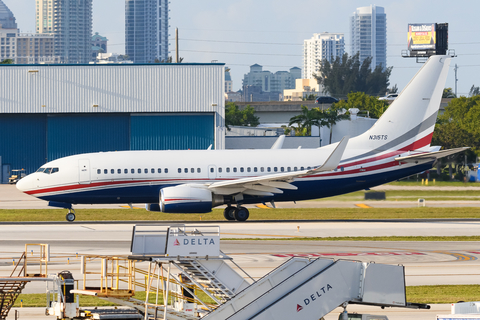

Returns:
303,33,345,79
350,5,387,68
0,0,59,64
0,0,17,30
125,0,169,63
36,0,93,64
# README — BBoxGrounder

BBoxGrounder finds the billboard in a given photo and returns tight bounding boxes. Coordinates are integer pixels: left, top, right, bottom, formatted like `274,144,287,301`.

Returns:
408,23,436,51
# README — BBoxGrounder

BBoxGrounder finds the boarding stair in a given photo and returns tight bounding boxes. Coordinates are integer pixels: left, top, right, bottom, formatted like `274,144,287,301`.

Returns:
0,253,27,320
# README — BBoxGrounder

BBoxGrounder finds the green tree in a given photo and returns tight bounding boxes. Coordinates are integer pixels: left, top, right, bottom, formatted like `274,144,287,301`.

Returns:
432,96,480,158
442,88,456,98
334,92,389,119
288,105,326,136
319,104,350,144
225,102,259,130
314,53,392,98
0,59,14,64
302,94,317,101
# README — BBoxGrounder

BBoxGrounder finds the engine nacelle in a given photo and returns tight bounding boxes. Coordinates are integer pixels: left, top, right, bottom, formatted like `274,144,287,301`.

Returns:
150,184,224,214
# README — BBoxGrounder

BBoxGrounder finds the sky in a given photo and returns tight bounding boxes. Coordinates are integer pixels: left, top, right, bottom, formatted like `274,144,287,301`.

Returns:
4,0,480,96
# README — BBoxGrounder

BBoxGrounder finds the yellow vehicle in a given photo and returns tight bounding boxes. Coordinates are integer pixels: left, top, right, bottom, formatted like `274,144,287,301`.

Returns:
9,169,25,184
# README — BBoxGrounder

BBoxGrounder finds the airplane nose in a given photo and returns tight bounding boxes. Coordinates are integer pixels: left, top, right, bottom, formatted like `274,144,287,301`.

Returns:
16,175,30,192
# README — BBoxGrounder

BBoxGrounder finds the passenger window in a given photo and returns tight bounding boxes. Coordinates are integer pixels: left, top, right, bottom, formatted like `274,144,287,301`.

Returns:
124,169,128,174
294,167,298,171
165,168,169,173
281,167,284,172
104,169,108,174
261,167,264,172
144,168,148,174
301,166,304,170
197,168,201,173
178,168,181,173
210,167,214,173
158,168,162,173
287,167,291,172
226,167,230,173
184,168,188,173
97,169,101,174
240,167,244,173
111,169,114,174
151,168,155,174
254,167,257,172
267,167,271,172
274,167,278,172
138,168,141,174
307,166,311,170
218,168,222,173
247,167,251,172
191,168,194,173
117,169,121,174
131,169,134,174
233,168,237,173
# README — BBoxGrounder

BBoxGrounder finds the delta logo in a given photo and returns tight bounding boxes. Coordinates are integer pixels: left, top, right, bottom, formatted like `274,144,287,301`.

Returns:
296,284,333,312
173,239,180,246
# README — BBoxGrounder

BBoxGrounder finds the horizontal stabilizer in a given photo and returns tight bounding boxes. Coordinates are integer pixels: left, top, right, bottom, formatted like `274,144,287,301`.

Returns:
395,147,470,162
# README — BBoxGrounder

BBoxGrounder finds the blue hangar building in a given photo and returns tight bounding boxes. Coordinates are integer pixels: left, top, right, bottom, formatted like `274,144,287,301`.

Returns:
0,63,225,182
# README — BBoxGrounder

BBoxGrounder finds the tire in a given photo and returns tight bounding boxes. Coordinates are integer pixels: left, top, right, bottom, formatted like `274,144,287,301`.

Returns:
234,207,249,221
223,206,236,221
66,212,76,222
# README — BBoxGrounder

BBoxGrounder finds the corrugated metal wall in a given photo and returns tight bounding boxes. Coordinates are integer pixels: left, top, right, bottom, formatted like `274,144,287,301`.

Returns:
131,114,214,150
0,114,47,173
0,64,225,114
47,114,130,161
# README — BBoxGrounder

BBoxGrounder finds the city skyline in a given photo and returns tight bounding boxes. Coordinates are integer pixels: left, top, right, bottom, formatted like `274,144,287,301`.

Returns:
3,0,480,96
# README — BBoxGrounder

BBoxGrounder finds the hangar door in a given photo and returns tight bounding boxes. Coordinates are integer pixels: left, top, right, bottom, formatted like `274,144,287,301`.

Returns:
0,114,46,174
130,114,214,150
47,114,130,161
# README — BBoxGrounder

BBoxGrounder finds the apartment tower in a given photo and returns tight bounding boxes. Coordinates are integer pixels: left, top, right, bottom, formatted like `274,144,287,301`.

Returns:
125,0,169,63
303,32,345,79
350,5,387,68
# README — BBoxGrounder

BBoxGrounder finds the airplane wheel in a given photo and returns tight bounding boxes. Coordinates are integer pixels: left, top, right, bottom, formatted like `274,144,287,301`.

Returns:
223,206,236,221
66,212,76,222
234,207,249,222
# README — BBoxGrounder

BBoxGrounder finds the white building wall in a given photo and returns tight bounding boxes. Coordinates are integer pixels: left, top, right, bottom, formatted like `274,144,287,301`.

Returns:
303,33,345,79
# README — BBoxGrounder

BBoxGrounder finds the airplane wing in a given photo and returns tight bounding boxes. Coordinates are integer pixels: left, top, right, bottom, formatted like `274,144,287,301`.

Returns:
395,147,470,163
208,136,349,196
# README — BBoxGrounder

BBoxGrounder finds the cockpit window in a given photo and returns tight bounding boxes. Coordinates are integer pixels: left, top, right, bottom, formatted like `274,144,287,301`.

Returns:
36,167,46,173
44,168,52,174
51,168,59,174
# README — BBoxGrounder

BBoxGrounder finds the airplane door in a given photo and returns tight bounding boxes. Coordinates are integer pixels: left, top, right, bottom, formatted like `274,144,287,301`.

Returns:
208,165,216,180
78,159,90,184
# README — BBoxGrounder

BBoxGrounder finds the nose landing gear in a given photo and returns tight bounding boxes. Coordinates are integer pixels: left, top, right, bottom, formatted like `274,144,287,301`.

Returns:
66,209,76,222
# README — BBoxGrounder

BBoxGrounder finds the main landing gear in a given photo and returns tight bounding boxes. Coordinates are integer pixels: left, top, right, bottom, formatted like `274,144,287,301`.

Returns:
223,205,250,222
66,209,76,222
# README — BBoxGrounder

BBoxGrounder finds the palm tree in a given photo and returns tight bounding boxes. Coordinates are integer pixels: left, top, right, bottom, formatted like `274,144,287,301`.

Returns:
320,105,350,144
288,105,327,136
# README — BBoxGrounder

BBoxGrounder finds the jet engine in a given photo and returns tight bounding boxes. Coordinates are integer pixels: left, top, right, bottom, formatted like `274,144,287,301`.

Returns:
146,184,224,214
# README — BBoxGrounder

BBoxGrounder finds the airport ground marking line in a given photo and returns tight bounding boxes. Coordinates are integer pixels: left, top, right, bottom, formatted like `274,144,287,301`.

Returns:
355,203,372,208
432,250,477,261
221,232,304,238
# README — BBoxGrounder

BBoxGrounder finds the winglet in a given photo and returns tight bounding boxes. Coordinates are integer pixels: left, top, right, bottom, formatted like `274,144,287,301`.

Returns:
271,135,286,149
309,136,349,173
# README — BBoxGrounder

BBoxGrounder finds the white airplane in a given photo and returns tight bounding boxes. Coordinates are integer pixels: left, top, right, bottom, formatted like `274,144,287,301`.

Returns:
17,55,467,222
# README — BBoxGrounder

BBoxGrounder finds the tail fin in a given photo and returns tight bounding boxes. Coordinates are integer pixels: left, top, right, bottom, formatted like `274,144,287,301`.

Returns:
353,55,451,152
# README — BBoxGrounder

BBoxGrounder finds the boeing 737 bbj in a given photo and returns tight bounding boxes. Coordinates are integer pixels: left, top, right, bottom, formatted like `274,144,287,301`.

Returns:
16,55,467,222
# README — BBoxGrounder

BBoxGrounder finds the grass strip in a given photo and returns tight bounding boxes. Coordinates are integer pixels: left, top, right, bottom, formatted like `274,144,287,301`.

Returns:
222,236,480,241
13,285,480,307
2,207,480,222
